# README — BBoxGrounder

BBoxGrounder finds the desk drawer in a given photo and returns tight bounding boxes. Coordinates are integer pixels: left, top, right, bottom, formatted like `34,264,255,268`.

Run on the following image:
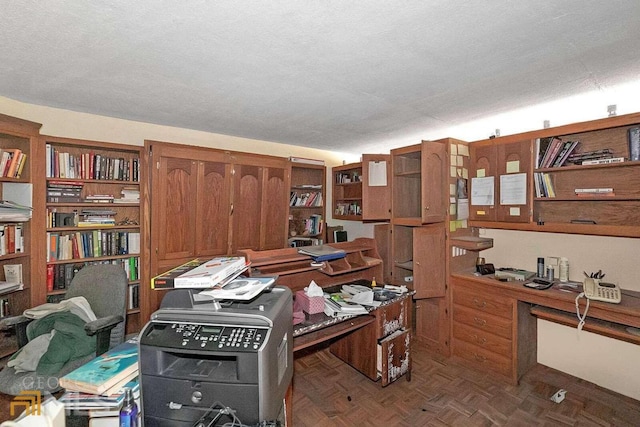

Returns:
452,321,512,358
377,328,410,387
452,338,512,378
376,297,410,339
453,305,513,340
453,287,512,320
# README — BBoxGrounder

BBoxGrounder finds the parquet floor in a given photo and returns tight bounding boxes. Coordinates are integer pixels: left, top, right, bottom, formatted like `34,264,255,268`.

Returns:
292,342,640,426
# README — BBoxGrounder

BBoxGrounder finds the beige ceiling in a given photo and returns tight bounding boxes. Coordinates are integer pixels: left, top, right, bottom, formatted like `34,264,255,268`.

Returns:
1,1,640,154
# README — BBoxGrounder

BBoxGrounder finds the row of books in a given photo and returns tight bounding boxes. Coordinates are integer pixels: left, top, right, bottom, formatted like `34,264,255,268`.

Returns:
47,208,122,228
0,223,25,255
46,145,140,182
46,230,141,261
46,257,140,291
290,190,323,207
534,172,556,198
335,172,362,183
0,148,27,178
536,137,581,168
335,201,361,216
128,283,140,309
303,214,323,236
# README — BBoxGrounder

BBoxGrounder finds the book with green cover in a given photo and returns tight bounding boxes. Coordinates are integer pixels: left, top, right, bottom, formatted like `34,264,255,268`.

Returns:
60,340,138,395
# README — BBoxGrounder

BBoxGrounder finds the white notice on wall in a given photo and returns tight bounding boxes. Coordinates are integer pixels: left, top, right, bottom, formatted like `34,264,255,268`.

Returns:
471,176,495,206
500,173,527,205
368,161,387,186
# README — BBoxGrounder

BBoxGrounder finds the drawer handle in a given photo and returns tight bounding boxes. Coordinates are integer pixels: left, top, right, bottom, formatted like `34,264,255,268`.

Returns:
473,317,487,326
472,334,487,345
473,298,486,308
474,353,487,363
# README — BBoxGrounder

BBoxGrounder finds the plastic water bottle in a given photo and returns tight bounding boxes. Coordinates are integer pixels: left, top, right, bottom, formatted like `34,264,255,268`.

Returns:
119,387,138,427
559,257,569,282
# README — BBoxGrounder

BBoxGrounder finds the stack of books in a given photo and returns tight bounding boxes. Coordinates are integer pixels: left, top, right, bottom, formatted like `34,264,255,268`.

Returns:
60,340,138,396
78,209,117,226
151,256,249,289
575,187,615,197
47,180,83,203
566,148,622,165
114,185,140,204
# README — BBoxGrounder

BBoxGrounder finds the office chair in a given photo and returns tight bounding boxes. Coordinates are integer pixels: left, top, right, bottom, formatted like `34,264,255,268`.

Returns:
0,264,128,395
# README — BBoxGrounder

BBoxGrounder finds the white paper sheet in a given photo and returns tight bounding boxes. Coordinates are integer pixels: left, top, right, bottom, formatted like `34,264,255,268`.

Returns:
500,173,527,205
471,176,495,206
368,161,387,186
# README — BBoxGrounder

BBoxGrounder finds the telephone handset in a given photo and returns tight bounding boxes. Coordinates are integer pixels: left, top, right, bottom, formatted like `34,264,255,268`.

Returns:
583,278,621,304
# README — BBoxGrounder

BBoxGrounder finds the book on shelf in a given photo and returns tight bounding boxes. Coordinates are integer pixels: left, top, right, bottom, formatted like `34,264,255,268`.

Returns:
3,264,23,284
298,245,346,262
60,340,138,395
151,256,248,289
581,157,625,166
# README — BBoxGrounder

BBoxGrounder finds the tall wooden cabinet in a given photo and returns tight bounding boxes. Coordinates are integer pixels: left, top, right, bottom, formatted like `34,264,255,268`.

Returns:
0,115,43,353
146,140,290,314
390,139,451,355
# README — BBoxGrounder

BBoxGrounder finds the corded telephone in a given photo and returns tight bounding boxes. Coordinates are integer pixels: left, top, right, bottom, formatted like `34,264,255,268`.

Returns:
583,277,621,304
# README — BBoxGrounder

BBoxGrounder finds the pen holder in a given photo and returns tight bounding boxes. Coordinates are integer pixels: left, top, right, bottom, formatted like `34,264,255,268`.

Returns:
295,290,325,314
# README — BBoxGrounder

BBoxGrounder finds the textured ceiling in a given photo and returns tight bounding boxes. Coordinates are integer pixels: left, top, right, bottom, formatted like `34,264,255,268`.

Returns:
1,1,640,154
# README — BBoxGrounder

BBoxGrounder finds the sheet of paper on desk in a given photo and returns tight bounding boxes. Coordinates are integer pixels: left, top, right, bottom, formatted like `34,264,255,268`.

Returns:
347,290,381,307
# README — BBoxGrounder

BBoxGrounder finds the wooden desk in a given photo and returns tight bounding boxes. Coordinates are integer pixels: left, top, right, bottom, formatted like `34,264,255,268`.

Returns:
450,272,640,384
239,239,411,386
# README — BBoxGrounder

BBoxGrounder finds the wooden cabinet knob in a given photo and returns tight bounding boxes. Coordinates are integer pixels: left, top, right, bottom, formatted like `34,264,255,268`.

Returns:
473,298,486,308
474,353,487,363
473,317,487,326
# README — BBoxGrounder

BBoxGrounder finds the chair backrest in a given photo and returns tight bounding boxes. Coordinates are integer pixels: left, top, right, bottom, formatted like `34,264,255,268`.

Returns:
65,264,128,348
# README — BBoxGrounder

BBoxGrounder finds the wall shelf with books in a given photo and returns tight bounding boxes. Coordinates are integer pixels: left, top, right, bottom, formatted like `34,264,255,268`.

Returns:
42,136,144,333
531,114,640,237
0,114,43,326
289,161,325,243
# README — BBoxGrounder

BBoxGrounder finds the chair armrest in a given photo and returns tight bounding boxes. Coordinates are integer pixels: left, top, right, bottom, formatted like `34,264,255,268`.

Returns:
0,315,32,348
84,315,124,336
85,315,125,356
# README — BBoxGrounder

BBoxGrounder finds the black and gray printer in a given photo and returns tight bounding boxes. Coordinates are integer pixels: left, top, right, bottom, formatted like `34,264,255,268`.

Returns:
138,286,293,427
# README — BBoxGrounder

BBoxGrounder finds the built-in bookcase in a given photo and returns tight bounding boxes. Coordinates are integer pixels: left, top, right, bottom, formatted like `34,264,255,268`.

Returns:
0,114,43,358
42,136,144,334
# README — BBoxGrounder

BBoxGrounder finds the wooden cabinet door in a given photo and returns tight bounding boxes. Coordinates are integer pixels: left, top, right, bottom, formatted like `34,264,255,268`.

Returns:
260,164,289,250
232,163,263,251
496,139,532,223
195,159,232,256
379,329,411,386
155,155,198,261
413,224,446,299
421,141,447,223
469,141,497,221
362,154,391,221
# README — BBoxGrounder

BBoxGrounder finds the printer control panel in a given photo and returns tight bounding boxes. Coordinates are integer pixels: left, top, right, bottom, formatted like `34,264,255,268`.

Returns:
143,322,268,352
